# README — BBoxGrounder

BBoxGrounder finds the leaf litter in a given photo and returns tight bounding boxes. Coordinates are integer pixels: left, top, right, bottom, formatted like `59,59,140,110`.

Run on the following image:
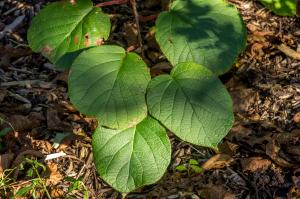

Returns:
0,0,300,198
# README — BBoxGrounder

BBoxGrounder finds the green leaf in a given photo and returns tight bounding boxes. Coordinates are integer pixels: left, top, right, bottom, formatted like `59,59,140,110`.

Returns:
175,165,187,171
92,117,171,193
69,45,151,129
16,185,32,196
155,0,247,75
0,127,12,137
54,49,86,69
190,165,203,173
189,159,199,165
27,0,111,63
260,0,296,16
147,62,234,148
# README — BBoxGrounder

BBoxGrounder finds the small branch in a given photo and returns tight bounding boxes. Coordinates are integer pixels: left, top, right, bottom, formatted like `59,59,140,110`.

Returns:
130,0,145,58
0,15,25,40
95,0,128,7
139,14,158,23
277,43,300,60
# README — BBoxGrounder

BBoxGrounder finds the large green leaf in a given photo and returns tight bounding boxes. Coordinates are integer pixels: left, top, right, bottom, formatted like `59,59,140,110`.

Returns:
27,0,111,63
260,0,296,16
92,116,171,193
68,45,151,129
155,0,247,75
147,62,234,148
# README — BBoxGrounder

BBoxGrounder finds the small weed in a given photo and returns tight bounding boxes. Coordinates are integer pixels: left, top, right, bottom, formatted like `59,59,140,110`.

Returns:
175,159,203,175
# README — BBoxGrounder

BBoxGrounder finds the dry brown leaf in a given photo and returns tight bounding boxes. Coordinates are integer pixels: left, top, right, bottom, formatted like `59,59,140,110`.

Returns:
241,157,271,172
266,139,293,168
293,112,300,123
202,154,233,170
123,22,138,47
46,162,63,186
50,188,65,198
198,185,236,199
8,113,43,132
0,153,14,176
47,107,73,132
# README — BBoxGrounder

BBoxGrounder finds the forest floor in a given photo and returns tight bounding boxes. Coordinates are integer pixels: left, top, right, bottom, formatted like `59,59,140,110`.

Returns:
0,0,300,198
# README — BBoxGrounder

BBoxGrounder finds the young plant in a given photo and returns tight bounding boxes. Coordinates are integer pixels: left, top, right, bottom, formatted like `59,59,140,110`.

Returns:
259,0,297,16
27,0,246,193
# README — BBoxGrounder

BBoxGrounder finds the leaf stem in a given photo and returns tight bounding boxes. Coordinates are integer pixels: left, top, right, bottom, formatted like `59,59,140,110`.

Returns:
95,0,128,7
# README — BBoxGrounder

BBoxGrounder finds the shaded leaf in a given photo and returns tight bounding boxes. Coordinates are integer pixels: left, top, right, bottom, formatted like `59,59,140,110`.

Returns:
155,0,247,75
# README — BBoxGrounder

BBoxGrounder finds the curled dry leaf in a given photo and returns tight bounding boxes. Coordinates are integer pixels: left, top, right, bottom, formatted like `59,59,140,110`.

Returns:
293,112,300,123
46,162,63,186
50,188,65,199
202,154,233,170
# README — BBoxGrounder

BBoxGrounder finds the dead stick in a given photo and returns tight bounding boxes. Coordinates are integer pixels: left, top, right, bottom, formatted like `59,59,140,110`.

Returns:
95,0,128,7
277,44,300,60
130,0,145,58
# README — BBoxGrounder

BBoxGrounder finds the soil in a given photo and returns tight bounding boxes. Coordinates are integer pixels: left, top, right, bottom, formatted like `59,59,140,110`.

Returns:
0,0,300,198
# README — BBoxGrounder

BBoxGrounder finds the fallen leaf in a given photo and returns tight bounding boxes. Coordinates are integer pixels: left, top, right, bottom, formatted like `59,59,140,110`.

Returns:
50,188,65,198
123,22,138,47
293,112,300,123
266,139,293,167
46,162,63,186
202,154,233,170
198,185,236,199
241,157,271,172
8,113,43,132
0,153,14,176
47,107,73,132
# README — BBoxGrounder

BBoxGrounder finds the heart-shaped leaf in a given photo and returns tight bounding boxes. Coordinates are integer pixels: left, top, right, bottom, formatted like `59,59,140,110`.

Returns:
147,62,234,148
68,45,151,129
92,116,171,193
155,0,247,75
27,0,111,63
260,0,296,16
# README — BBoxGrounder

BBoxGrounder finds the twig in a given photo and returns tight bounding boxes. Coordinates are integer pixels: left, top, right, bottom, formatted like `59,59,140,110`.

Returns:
0,80,54,88
277,43,300,60
0,15,25,40
7,91,32,105
95,0,128,7
130,0,145,58
139,14,158,23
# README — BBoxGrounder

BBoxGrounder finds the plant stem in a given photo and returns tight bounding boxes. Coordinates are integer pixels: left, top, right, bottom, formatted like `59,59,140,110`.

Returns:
297,0,300,16
130,0,145,58
95,0,128,7
34,167,51,199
